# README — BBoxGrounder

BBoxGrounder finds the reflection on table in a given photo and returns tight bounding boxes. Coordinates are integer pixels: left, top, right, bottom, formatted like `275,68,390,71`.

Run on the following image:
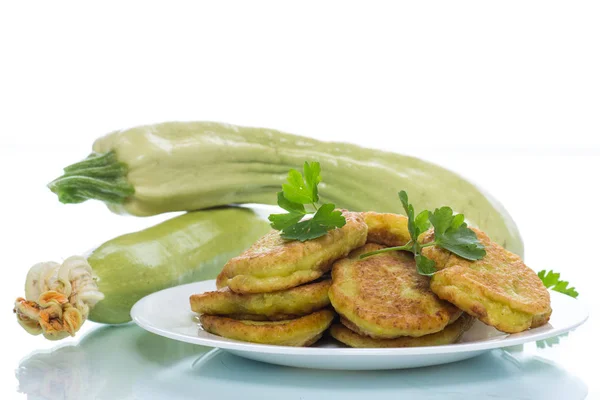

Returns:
16,324,587,400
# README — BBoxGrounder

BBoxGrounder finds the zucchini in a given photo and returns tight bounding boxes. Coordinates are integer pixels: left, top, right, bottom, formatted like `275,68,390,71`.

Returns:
14,207,270,340
48,121,523,256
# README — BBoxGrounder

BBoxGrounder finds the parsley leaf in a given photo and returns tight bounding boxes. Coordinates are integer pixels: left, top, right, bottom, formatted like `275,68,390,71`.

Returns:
399,191,416,240
399,191,436,275
282,161,320,205
277,190,306,214
280,204,346,241
429,207,486,260
361,191,580,298
268,192,306,230
538,270,579,298
416,254,436,275
399,191,430,240
268,212,304,231
269,162,346,241
303,161,321,203
360,190,485,276
414,210,432,238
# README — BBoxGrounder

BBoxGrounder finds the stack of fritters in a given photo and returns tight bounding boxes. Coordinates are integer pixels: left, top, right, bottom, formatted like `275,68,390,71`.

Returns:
190,210,368,346
328,243,474,347
190,210,552,348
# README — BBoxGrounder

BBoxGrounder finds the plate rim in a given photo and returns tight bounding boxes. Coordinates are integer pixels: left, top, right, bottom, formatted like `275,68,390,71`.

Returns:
131,279,589,357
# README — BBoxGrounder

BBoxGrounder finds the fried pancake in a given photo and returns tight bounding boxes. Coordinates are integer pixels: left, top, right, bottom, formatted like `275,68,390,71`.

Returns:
331,314,474,348
329,243,462,339
190,280,331,321
361,212,411,247
217,211,367,294
423,228,552,333
199,309,335,347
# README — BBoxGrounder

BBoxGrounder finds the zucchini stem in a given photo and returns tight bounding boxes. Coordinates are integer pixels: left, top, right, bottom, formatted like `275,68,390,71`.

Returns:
48,152,134,205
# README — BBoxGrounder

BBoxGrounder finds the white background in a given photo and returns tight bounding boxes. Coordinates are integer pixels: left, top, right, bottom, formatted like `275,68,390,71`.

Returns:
1,1,599,399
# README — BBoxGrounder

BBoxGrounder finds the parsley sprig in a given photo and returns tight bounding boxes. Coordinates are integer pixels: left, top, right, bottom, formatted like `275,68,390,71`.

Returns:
268,162,346,241
268,166,581,298
538,270,579,298
360,190,486,276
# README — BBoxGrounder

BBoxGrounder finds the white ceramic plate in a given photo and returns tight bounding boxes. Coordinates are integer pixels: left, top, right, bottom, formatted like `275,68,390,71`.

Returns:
131,279,588,370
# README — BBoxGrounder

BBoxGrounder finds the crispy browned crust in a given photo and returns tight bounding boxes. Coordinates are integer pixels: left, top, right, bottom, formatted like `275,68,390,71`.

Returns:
361,212,411,247
217,211,367,294
531,309,553,328
199,309,335,347
190,280,331,321
339,316,363,335
424,228,552,333
331,314,475,348
340,308,462,336
329,243,462,339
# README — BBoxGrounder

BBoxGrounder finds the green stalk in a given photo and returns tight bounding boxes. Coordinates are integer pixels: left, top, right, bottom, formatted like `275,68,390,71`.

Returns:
359,241,415,259
48,152,134,205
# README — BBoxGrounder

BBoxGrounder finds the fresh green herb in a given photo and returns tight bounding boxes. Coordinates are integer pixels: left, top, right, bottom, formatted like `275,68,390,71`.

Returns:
280,203,346,241
268,162,345,241
428,207,486,260
281,162,321,206
415,254,437,276
538,270,579,298
360,190,486,276
268,192,306,230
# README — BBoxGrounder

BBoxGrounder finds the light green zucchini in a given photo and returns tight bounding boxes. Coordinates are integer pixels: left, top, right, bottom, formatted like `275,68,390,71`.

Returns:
87,207,270,324
14,207,270,339
48,121,523,256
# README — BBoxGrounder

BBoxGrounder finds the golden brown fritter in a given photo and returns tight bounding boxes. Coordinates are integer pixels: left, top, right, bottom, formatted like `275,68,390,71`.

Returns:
361,211,411,247
329,243,462,339
423,228,552,333
217,211,367,294
199,309,335,347
330,314,474,348
190,280,331,321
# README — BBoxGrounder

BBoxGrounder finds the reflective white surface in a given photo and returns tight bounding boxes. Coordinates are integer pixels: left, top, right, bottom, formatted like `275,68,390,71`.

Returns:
15,323,588,400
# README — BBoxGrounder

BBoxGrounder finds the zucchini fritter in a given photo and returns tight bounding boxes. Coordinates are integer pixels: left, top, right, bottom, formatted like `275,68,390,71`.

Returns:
423,228,552,333
361,211,411,247
199,308,335,347
217,211,367,294
330,314,474,348
329,243,462,339
190,280,331,321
